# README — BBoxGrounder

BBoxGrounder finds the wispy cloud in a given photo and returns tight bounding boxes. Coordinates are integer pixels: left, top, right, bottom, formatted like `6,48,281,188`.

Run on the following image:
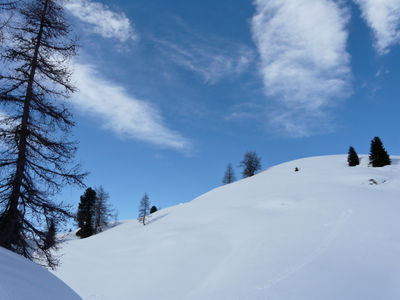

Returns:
70,63,191,152
224,102,262,121
155,35,254,84
65,0,137,42
354,0,400,55
251,0,352,136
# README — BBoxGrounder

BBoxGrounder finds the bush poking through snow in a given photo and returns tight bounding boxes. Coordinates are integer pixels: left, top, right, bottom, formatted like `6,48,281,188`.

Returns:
150,206,158,214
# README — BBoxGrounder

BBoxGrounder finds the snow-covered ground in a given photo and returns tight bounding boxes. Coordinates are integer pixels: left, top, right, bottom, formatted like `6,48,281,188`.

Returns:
53,155,400,299
0,247,82,300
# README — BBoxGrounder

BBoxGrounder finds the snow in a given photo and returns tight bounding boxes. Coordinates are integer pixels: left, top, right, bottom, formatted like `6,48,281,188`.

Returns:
0,247,82,300
53,155,400,299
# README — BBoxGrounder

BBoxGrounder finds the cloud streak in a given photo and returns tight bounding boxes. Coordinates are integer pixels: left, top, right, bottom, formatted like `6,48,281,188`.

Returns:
354,0,400,55
251,0,352,136
65,0,137,42
70,63,190,152
155,37,254,84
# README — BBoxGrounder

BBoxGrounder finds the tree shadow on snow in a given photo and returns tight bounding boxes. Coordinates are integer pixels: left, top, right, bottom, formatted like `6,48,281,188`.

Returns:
146,213,169,225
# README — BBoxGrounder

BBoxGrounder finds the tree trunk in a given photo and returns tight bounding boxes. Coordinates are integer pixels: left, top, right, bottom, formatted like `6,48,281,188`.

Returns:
2,0,49,249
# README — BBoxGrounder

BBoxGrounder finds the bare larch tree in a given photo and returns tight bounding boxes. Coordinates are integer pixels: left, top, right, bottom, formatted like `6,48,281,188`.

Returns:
0,1,17,35
138,193,150,226
93,185,114,233
0,0,85,269
222,163,236,185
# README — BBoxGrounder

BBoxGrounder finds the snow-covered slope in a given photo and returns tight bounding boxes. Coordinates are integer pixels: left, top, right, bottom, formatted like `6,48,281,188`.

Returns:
54,155,400,300
0,247,82,300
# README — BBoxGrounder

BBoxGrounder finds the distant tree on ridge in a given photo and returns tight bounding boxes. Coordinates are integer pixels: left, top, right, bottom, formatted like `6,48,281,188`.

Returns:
347,146,360,167
43,219,56,251
76,188,96,238
93,185,114,233
240,152,262,178
138,193,150,225
369,137,391,167
222,163,236,184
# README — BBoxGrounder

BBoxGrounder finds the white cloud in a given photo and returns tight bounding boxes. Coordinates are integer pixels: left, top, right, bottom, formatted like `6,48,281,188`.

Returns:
251,0,352,136
354,0,400,55
65,0,137,42
70,63,191,152
155,38,254,84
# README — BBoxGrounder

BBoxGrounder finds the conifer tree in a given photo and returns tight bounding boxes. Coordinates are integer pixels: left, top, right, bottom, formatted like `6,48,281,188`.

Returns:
138,193,150,225
347,146,360,167
43,219,56,251
240,151,262,178
0,0,85,268
76,188,96,238
369,136,391,167
222,163,236,184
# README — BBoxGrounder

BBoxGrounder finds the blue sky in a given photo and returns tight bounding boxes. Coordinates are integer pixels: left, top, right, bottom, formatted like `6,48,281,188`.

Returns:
59,0,400,221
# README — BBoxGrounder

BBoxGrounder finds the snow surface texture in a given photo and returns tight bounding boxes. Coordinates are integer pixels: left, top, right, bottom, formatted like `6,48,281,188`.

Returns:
0,247,82,300
54,155,400,300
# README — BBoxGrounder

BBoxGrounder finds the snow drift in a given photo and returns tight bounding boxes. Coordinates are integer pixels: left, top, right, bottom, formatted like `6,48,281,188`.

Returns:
0,247,82,300
54,155,400,299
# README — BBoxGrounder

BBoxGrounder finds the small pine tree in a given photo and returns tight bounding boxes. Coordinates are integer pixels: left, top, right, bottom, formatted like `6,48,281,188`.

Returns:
43,219,56,251
369,137,391,167
138,193,150,225
222,163,236,184
76,188,96,238
150,206,158,214
239,151,262,178
347,146,360,167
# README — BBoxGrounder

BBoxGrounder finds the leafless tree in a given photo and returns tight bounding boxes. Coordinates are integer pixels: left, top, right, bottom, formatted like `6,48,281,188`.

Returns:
222,163,236,184
138,193,150,226
0,0,86,269
93,185,114,233
0,1,17,38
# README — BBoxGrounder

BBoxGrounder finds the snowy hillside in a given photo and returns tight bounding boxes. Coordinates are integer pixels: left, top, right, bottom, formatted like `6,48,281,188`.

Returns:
53,155,400,300
0,247,82,300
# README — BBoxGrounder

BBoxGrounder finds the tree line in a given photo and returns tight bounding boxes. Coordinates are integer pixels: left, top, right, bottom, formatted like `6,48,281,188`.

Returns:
76,187,159,239
224,136,392,187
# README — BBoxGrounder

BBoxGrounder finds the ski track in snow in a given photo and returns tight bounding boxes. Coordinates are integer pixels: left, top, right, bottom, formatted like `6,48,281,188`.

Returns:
52,155,400,300
255,209,353,292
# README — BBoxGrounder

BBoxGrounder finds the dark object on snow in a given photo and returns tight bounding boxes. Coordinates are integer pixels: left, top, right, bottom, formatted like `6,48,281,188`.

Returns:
369,179,378,185
369,137,391,167
150,206,158,214
347,146,360,167
294,167,299,172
